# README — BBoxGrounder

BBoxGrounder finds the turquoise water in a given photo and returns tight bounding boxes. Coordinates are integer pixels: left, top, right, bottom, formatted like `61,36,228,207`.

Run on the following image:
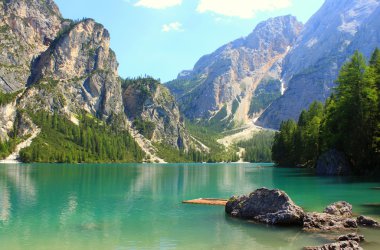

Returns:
0,163,379,250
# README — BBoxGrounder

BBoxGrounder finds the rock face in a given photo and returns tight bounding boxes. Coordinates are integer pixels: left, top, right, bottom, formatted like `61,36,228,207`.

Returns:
167,16,302,125
316,149,352,176
258,0,380,129
324,201,353,217
22,19,122,120
122,79,189,149
0,0,63,92
357,215,380,227
225,188,305,225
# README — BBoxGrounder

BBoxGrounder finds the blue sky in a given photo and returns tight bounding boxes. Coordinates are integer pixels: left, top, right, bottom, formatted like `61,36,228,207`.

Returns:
54,0,324,82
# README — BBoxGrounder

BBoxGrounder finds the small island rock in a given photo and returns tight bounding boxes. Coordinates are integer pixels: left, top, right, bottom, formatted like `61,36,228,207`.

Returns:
304,240,362,250
303,212,357,231
225,188,304,225
324,201,353,217
338,233,365,242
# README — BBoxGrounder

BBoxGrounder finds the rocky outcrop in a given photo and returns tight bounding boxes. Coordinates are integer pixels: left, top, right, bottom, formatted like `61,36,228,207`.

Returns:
0,0,63,92
20,19,122,120
338,233,365,243
225,188,305,225
122,78,190,150
167,15,302,125
304,240,362,250
303,212,358,231
324,201,353,217
316,149,352,176
258,0,380,129
357,215,380,227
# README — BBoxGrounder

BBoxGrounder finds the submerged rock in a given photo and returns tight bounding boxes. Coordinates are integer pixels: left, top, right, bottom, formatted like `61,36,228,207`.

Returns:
316,149,351,176
303,212,357,231
338,233,365,243
225,188,304,225
357,215,380,227
324,201,353,217
304,240,362,250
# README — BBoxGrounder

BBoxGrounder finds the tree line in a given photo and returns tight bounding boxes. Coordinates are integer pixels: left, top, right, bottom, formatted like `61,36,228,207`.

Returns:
272,49,380,175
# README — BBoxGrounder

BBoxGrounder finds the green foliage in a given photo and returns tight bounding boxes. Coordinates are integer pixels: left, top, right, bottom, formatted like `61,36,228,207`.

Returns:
249,79,281,114
272,50,380,175
133,118,156,140
236,131,274,162
0,90,21,106
19,111,144,163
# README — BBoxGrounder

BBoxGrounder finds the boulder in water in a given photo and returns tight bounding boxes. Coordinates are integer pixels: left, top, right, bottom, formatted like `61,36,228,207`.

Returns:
316,149,351,176
225,188,305,225
304,240,362,250
337,233,365,242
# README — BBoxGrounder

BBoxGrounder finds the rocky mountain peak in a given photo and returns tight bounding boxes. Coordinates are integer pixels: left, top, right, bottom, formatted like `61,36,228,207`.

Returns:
21,18,122,119
167,15,303,125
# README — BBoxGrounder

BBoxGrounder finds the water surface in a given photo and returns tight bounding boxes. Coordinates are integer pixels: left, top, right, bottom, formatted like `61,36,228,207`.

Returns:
0,163,379,249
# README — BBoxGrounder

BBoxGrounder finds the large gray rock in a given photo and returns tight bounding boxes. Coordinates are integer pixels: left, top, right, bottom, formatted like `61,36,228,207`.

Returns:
258,0,380,129
225,188,305,225
304,240,362,250
303,212,358,231
167,15,302,125
316,149,352,176
324,201,353,217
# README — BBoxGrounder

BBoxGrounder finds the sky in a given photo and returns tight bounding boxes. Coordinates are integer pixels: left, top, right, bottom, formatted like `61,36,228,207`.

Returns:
54,0,325,82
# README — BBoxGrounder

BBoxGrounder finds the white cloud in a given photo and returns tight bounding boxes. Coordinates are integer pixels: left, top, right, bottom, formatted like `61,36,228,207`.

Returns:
162,22,184,32
197,0,292,19
134,0,182,9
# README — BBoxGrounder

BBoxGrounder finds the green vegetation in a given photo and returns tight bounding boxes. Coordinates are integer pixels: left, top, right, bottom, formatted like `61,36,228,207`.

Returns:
272,50,380,174
249,79,281,115
133,118,156,140
237,131,275,163
0,90,21,106
19,111,144,163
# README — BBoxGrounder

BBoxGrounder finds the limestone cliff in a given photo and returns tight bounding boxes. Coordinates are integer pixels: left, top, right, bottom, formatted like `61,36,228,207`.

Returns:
167,15,302,126
0,0,63,93
21,19,123,120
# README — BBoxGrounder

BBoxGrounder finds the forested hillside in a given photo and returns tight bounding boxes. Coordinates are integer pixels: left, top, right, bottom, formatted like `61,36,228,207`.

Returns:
272,49,380,174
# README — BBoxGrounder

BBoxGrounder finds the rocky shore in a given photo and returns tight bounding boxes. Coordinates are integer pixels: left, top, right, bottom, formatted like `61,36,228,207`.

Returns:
226,188,379,249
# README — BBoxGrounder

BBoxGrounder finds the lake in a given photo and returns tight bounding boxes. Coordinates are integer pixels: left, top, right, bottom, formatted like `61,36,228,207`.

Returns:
0,163,379,249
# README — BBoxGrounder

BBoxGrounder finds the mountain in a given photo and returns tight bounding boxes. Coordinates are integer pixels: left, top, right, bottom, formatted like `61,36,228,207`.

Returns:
0,0,193,162
0,0,63,93
257,0,380,129
167,15,303,126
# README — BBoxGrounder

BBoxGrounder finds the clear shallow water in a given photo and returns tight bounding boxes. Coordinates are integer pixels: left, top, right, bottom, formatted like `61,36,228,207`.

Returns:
0,163,379,250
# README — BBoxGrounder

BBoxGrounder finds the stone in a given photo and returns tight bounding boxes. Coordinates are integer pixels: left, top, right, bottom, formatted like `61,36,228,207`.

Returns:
356,215,380,227
316,150,352,176
337,233,365,243
225,188,305,225
304,240,362,250
324,201,353,217
303,212,358,231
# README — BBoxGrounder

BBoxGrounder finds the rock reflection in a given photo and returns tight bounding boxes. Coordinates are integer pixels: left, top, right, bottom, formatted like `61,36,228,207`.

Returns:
0,181,10,223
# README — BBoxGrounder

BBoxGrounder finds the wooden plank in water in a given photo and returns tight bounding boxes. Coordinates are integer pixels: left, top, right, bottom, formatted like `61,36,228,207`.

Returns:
182,198,228,206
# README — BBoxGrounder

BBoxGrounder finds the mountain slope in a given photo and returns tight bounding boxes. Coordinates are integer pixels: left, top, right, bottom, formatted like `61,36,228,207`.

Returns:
257,0,380,129
167,15,302,126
